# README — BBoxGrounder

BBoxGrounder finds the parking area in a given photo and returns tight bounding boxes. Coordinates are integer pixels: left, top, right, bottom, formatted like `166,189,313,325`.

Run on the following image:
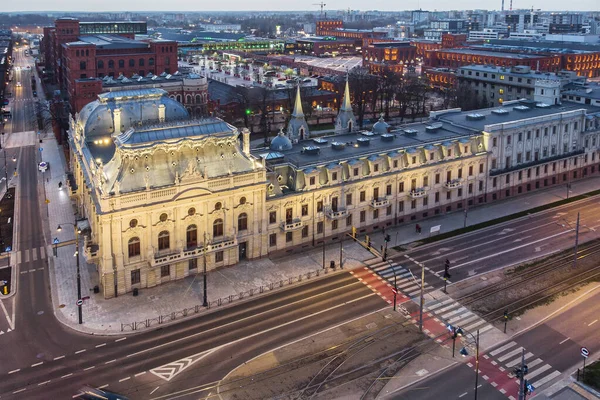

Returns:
286,55,363,72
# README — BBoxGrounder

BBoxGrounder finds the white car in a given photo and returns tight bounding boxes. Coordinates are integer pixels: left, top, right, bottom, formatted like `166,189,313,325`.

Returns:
16,82,21,87
38,161,49,172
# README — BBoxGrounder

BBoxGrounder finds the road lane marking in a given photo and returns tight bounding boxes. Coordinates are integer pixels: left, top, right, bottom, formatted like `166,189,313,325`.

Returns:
105,359,117,364
115,337,127,342
13,388,26,394
559,337,570,344
459,393,468,398
54,355,65,360
8,369,20,374
135,371,147,377
84,366,95,371
75,349,86,354
31,362,43,367
435,230,573,272
96,343,106,348
588,319,598,326
61,373,73,378
98,384,109,389
119,377,131,382
126,287,375,359
38,380,51,386
150,387,160,395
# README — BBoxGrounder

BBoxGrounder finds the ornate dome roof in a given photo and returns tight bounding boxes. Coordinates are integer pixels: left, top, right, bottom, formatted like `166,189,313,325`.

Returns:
270,129,293,151
372,115,390,134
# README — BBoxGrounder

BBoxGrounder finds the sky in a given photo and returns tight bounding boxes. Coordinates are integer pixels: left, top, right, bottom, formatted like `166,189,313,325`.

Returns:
4,0,599,12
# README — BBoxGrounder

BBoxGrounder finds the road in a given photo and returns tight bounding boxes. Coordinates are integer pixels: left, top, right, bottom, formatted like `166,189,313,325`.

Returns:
391,287,600,399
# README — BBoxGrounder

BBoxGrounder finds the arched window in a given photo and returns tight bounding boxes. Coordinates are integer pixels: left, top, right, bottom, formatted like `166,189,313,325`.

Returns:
176,94,182,102
80,61,86,70
195,94,201,104
86,49,89,56
97,60,104,69
149,57,155,66
158,231,170,250
118,59,125,68
186,225,198,248
129,59,135,67
185,94,192,104
139,58,145,66
238,213,248,231
213,219,224,237
108,60,114,69
76,50,80,57
128,237,140,257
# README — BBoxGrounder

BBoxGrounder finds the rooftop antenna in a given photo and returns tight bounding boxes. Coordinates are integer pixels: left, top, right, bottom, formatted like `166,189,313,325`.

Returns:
510,0,513,11
501,0,505,11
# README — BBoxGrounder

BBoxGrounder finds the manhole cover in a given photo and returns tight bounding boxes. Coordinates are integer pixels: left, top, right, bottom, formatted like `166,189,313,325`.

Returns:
58,304,65,308
415,369,429,377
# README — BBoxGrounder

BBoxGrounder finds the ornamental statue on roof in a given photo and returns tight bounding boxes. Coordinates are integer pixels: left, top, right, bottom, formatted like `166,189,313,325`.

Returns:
335,76,357,134
286,84,311,142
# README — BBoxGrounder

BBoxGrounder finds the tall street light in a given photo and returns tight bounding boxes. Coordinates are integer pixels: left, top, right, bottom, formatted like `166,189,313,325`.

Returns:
458,328,481,400
202,232,208,307
386,260,398,311
57,222,83,324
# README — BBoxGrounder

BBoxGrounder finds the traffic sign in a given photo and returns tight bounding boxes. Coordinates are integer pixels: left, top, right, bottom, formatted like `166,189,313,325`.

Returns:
5,246,11,252
76,299,83,307
526,383,535,393
53,238,59,244
581,347,589,358
39,147,43,152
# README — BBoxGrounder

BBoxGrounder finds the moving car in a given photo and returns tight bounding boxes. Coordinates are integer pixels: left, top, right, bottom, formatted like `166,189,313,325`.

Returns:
33,90,37,97
16,82,21,87
38,161,49,172
74,386,130,400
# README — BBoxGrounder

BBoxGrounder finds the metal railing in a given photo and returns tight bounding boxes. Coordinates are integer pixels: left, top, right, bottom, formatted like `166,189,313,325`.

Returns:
120,263,343,332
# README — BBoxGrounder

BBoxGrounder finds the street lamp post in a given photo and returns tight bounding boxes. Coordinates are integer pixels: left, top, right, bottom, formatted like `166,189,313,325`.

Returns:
456,327,481,400
57,222,82,324
203,232,208,307
387,260,398,311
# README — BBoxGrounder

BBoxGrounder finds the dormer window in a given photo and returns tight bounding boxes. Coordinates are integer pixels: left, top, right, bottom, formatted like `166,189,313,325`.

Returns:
448,149,452,157
464,146,469,153
332,172,338,181
429,153,434,161
374,164,379,172
310,176,316,185
412,156,417,164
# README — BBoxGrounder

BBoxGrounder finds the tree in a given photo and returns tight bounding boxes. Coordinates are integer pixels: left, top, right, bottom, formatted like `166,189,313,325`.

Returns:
376,71,401,120
348,67,378,128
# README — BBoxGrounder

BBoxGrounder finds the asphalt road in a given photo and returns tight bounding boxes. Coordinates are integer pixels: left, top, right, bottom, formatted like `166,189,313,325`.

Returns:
389,288,600,399
396,194,600,290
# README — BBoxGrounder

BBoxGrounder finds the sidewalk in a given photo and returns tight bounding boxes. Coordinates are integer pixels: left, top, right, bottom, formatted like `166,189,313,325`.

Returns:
42,132,600,335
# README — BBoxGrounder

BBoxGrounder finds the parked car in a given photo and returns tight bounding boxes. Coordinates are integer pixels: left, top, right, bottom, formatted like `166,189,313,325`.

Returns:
38,161,49,172
32,90,37,97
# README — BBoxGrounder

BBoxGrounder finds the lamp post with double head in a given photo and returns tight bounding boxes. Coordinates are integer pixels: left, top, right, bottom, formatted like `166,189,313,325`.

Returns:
457,328,481,400
57,222,83,324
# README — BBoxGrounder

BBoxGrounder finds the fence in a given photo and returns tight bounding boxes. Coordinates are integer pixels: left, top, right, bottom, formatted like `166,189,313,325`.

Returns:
120,263,343,332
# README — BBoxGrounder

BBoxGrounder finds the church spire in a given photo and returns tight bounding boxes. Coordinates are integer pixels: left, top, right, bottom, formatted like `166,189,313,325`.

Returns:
291,84,304,118
341,77,352,112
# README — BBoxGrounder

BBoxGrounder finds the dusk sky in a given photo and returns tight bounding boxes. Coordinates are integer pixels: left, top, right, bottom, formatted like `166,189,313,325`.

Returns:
3,0,598,12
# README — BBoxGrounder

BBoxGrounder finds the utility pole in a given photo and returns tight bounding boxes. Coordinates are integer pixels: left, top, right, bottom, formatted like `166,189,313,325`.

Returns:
474,329,480,400
518,349,526,400
504,309,509,334
419,262,425,332
322,222,326,269
75,226,82,325
573,212,580,268
339,236,343,269
463,208,468,228
203,232,208,307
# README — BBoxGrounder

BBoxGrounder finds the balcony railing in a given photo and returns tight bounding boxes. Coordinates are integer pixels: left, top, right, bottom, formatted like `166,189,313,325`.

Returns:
444,179,462,189
409,188,427,198
370,197,390,208
280,218,303,232
326,208,348,219
489,149,585,177
83,239,99,262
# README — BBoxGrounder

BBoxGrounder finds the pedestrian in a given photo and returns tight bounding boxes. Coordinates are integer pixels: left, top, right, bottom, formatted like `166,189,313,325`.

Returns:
416,223,421,234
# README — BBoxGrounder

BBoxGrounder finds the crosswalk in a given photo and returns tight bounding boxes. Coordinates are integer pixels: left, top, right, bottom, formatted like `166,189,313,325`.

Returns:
486,341,562,391
13,246,47,264
371,262,435,298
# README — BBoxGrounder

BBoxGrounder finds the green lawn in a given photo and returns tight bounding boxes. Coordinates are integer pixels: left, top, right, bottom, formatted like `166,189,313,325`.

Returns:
583,359,600,391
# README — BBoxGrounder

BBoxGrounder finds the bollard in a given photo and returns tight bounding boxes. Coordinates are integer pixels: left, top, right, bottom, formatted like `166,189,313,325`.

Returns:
195,305,199,313
280,280,284,287
289,277,293,284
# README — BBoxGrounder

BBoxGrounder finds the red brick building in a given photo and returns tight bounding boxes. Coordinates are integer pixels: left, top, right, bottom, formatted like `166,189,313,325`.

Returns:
314,19,387,48
362,42,417,75
427,48,562,72
42,18,177,113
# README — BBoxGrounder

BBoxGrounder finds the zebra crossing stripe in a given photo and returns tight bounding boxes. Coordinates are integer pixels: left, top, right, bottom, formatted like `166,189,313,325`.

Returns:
530,370,561,387
490,342,517,356
498,347,524,362
505,352,534,368
524,363,552,380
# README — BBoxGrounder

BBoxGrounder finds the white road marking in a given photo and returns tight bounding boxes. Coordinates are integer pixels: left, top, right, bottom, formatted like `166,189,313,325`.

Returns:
8,369,20,374
588,319,598,326
135,371,147,377
0,297,15,330
115,337,127,342
127,292,377,359
98,384,109,389
54,355,65,360
96,343,106,348
38,380,50,386
559,337,570,344
150,387,160,395
105,359,117,364
83,366,95,371
13,388,26,394
61,373,73,378
459,392,468,398
31,362,43,367
119,377,131,382
75,349,86,354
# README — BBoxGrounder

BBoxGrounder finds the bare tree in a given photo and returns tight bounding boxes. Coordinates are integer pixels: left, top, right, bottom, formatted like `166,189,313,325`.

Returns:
348,67,378,128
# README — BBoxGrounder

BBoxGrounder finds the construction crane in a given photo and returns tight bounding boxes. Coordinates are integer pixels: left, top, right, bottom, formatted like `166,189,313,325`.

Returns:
313,2,326,18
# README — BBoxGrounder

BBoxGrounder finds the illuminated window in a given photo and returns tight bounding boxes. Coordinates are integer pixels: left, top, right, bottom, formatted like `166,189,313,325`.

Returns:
499,89,504,94
499,98,504,104
499,75,505,80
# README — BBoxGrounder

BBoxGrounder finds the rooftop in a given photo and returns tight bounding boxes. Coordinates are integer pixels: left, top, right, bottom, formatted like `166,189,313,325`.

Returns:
435,100,600,131
436,48,544,59
75,35,149,50
562,83,600,101
253,121,473,168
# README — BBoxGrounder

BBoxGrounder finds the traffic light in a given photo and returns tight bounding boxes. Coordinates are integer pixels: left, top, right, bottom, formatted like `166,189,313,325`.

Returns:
524,380,530,395
444,259,451,279
351,226,357,238
523,365,528,375
514,368,523,379
365,235,371,249
504,309,509,321
384,234,390,243
245,109,251,115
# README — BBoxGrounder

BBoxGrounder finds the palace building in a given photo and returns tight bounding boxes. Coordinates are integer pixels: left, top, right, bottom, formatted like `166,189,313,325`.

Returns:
70,83,600,298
